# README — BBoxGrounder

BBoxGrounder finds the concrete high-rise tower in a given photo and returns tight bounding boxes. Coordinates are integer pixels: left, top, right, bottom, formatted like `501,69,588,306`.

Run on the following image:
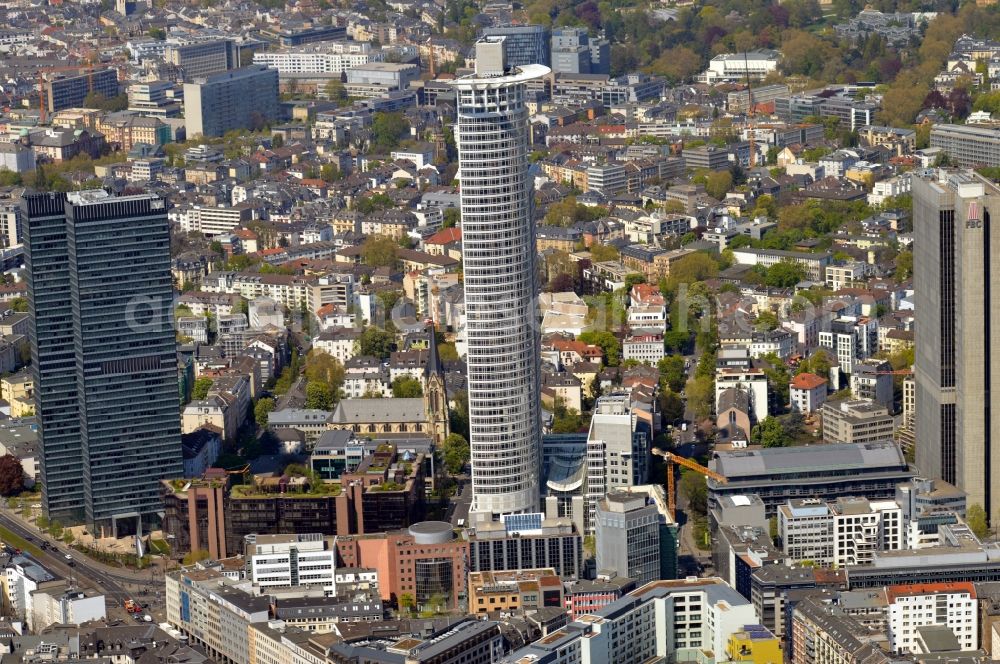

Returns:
23,190,182,536
914,170,1000,522
450,38,550,519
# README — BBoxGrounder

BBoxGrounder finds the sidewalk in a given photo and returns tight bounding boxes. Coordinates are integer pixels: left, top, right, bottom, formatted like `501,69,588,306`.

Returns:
0,504,168,583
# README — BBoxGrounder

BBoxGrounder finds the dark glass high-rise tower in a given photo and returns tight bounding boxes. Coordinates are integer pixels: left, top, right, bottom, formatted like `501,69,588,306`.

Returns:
23,190,182,536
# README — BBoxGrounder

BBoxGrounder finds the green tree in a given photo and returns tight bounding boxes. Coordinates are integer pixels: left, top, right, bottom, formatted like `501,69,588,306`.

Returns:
191,377,213,400
440,433,470,474
304,350,346,395
589,244,619,262
324,78,347,103
391,375,424,397
552,407,584,433
0,170,22,187
544,196,607,227
83,91,128,112
761,353,791,409
644,45,703,83
182,549,211,565
254,397,275,427
0,454,23,496
756,310,780,331
704,170,733,200
798,349,833,379
657,356,686,393
679,470,707,516
752,416,790,448
878,70,929,126
442,208,460,228
9,297,28,313
305,381,334,410
579,330,620,367
449,391,469,439
399,592,416,614
686,375,715,420
753,194,777,219
967,503,989,539
895,250,913,280
358,326,396,359
372,112,410,150
320,163,342,182
662,253,718,292
355,193,394,214
765,262,806,288
659,389,684,423
438,342,459,361
361,235,399,268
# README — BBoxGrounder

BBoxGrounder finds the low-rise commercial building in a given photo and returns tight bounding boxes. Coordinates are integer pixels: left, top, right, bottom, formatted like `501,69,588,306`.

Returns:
821,399,895,445
778,497,903,567
709,442,913,517
500,578,759,663
467,515,583,580
467,569,564,616
167,563,272,664
562,575,636,619
334,522,469,609
730,248,832,282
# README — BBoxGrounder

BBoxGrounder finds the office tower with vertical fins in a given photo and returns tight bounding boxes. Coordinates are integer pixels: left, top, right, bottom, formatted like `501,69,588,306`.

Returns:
914,170,1000,523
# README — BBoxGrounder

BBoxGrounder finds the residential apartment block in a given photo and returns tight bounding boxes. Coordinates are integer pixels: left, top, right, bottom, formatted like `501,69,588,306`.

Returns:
886,582,977,654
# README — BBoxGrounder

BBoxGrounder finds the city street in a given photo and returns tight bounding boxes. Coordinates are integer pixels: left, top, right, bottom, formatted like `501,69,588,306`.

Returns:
0,507,168,624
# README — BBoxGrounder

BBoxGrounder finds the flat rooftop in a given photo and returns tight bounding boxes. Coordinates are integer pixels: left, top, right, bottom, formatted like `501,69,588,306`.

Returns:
711,441,906,479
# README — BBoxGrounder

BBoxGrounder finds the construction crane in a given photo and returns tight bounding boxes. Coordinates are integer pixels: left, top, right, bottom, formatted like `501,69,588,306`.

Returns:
651,447,727,522
875,369,913,376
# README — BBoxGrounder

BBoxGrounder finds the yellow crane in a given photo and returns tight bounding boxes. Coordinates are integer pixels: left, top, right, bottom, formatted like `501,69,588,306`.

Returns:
651,447,727,522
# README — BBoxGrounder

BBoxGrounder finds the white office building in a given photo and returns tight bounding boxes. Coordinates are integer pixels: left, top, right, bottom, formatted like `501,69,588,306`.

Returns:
499,577,759,662
449,37,550,519
246,533,337,595
700,50,779,84
252,41,383,74
778,496,903,567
